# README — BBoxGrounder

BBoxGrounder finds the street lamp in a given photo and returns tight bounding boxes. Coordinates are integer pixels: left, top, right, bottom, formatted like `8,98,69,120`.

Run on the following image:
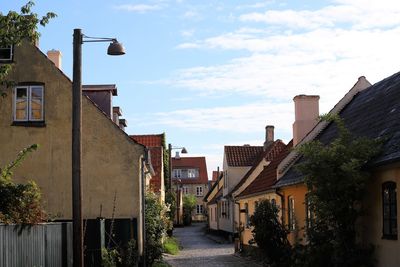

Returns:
168,144,187,226
72,28,125,267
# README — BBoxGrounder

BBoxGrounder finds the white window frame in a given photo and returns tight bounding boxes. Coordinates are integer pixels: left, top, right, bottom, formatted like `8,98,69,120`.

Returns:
182,186,189,195
196,204,203,214
13,85,44,122
288,196,295,231
196,186,203,196
188,169,197,178
0,45,13,61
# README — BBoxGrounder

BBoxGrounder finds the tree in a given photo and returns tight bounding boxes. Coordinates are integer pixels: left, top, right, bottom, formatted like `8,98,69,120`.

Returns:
0,144,46,224
182,194,196,225
0,1,56,96
250,199,292,267
296,114,381,267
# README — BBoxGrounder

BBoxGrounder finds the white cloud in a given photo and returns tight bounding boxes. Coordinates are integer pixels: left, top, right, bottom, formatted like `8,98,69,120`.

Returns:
239,0,400,30
181,29,195,37
183,10,202,20
114,4,163,13
143,102,294,135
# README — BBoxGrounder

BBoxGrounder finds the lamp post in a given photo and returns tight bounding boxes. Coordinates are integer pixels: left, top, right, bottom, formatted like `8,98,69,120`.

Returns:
72,28,125,267
168,144,187,226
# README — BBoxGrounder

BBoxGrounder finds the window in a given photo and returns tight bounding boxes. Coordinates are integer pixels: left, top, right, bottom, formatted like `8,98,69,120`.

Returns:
14,85,44,122
227,201,230,219
305,194,314,230
223,171,228,189
245,203,250,228
382,181,397,239
0,45,13,61
288,196,295,231
188,169,197,178
196,186,203,196
182,186,189,195
173,169,181,178
196,204,203,214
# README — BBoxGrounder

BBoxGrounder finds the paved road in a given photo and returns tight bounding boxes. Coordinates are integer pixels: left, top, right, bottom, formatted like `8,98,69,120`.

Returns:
164,223,261,267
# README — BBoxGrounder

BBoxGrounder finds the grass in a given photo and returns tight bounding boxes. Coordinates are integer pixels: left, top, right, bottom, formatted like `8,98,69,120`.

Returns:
153,261,171,267
163,237,180,255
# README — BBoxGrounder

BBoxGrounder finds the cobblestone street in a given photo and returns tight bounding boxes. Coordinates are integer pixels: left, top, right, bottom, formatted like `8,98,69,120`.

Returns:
164,223,261,267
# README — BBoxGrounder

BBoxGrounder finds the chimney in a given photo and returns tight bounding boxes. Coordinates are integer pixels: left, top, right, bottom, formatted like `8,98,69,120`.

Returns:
263,125,274,151
47,49,62,69
113,106,122,125
293,95,319,146
175,151,181,159
119,118,127,131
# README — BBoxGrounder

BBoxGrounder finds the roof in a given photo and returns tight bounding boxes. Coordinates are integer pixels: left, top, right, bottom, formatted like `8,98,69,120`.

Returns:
212,171,221,181
276,71,400,187
239,142,292,198
204,172,223,202
225,145,264,167
172,156,208,184
130,134,165,192
131,134,164,147
231,140,286,195
209,187,223,205
82,84,117,96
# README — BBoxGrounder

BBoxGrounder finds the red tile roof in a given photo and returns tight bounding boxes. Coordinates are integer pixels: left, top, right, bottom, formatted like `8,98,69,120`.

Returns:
131,134,163,147
172,156,208,184
238,141,293,198
225,145,264,167
130,134,165,193
231,140,286,195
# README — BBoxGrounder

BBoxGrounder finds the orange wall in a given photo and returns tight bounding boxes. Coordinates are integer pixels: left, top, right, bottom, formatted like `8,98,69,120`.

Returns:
278,184,308,245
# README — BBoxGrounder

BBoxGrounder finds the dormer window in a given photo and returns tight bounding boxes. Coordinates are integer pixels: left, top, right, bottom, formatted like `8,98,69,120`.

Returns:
0,45,13,62
13,85,44,122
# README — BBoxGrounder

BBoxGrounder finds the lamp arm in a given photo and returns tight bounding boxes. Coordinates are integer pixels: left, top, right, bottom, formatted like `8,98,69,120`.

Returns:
82,35,117,43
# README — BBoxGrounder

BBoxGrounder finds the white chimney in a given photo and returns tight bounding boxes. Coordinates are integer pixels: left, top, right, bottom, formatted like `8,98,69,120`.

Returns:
264,125,274,151
47,49,62,70
175,151,181,159
293,95,319,146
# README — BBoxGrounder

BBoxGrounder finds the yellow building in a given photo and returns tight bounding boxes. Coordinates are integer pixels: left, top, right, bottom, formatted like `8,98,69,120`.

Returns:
232,140,291,248
0,41,149,255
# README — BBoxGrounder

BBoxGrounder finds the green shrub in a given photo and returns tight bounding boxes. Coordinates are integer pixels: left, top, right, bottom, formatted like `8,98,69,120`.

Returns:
163,237,179,255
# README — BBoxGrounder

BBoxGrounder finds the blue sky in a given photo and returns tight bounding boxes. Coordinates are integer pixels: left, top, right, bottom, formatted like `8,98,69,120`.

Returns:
3,0,400,177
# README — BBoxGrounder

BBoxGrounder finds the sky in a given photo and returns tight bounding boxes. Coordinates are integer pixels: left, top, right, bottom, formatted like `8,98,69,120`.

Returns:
2,0,400,178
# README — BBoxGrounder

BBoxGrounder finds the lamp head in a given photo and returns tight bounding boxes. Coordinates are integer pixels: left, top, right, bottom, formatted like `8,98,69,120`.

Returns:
181,147,188,154
107,40,125,55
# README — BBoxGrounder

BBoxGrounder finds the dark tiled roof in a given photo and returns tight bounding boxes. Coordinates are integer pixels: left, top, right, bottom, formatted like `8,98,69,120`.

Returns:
172,157,209,184
276,71,400,187
82,84,117,96
239,141,292,198
225,145,264,167
231,140,286,195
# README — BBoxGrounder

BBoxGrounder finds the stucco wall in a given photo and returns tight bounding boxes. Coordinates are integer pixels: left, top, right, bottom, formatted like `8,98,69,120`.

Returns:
236,193,280,246
279,184,307,245
363,165,400,267
0,42,144,222
208,204,218,230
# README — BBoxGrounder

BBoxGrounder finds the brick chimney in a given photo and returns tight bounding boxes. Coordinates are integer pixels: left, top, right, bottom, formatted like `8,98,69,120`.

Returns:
263,125,274,151
293,95,319,146
47,49,62,70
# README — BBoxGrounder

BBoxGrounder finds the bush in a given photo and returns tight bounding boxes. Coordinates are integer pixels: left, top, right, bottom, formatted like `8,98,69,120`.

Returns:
250,199,292,267
145,193,168,266
0,145,46,224
101,247,120,267
182,194,196,226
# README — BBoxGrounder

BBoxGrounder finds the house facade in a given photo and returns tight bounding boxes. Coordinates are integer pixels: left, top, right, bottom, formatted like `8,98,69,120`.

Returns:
131,134,166,202
172,154,209,222
0,41,148,256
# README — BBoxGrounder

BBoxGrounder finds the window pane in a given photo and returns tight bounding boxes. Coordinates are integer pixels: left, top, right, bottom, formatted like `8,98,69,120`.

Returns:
15,88,28,120
31,87,43,98
31,98,43,120
0,46,12,60
384,220,390,235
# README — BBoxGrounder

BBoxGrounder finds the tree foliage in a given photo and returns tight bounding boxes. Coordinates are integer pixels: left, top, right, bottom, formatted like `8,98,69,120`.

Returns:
0,144,46,224
250,200,292,267
183,194,196,225
296,114,381,267
145,192,168,266
0,1,56,95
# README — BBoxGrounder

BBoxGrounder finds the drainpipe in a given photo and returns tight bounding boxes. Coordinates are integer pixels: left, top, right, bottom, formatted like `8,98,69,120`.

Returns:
141,149,147,267
234,200,242,252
